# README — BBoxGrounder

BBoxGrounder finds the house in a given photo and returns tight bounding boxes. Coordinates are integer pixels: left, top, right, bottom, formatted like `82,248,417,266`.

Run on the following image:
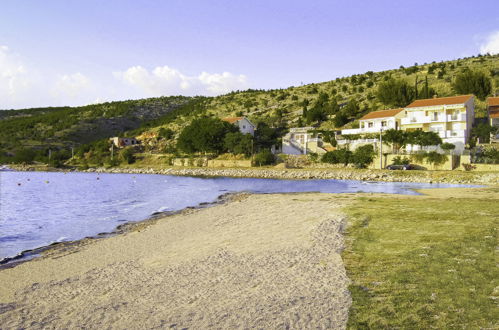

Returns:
282,127,332,155
341,108,405,135
338,108,404,149
487,96,499,142
401,95,474,152
222,117,255,136
109,137,139,148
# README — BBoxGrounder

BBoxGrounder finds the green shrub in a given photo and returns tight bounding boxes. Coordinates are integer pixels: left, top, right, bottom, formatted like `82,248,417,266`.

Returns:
119,148,135,164
352,145,375,168
425,151,448,166
392,156,410,165
321,149,352,165
253,150,275,166
440,142,456,152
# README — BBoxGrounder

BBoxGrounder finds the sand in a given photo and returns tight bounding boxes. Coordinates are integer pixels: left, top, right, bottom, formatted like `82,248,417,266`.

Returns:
0,193,352,329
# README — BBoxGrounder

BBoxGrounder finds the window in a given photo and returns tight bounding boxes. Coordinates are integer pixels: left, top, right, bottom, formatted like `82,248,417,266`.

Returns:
368,122,374,128
432,112,438,121
381,121,387,127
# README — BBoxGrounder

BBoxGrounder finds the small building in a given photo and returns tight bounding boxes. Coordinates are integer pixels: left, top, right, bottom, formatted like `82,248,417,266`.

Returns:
401,95,474,153
338,108,404,150
341,108,404,135
222,117,255,136
487,96,499,142
109,137,139,148
282,127,332,155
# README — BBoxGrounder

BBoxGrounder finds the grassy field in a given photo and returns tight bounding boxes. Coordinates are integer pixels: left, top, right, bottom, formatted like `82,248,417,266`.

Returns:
343,187,498,329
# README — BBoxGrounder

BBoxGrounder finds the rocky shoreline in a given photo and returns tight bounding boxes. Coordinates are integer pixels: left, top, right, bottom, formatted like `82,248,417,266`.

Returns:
7,164,498,184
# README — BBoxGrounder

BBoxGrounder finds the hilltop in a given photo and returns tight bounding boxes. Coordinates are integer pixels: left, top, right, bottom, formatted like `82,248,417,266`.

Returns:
0,53,498,165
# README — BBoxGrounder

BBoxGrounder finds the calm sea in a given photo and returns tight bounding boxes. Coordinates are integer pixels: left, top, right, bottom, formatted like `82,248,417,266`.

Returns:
0,171,474,261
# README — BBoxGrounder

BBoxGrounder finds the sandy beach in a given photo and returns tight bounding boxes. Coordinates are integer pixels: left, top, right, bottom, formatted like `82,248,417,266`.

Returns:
0,193,353,329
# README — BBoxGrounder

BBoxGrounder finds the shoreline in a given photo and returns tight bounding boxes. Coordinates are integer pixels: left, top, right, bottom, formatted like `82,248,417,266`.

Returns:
6,164,499,184
0,192,353,328
0,192,244,268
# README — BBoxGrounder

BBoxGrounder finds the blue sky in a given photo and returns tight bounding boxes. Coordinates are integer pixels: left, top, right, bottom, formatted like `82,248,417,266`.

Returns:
1,0,498,109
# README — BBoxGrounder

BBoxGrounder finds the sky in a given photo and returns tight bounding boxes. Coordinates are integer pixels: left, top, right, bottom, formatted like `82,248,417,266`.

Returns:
1,0,498,109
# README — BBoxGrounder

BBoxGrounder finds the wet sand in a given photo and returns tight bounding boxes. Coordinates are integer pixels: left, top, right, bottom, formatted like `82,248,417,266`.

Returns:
0,193,353,329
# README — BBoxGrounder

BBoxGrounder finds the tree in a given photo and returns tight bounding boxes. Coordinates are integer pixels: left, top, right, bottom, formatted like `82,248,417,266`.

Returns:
471,123,497,143
352,144,375,168
376,78,415,107
407,131,442,150
440,142,456,153
224,132,253,157
254,122,280,151
306,105,328,124
119,148,135,164
383,129,406,153
321,149,352,166
253,150,275,166
343,99,360,117
158,127,174,140
177,117,237,154
452,68,492,100
333,112,349,128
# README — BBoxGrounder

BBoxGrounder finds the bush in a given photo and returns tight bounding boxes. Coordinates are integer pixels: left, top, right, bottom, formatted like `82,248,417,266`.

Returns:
440,142,456,152
352,145,375,168
321,149,352,165
253,150,275,166
452,68,492,100
392,156,410,165
158,127,175,140
425,151,448,166
119,148,135,164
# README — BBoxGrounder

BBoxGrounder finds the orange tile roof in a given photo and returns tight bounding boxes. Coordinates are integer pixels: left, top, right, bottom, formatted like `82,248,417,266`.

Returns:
360,108,404,120
490,110,499,119
222,117,244,124
487,97,499,107
406,95,473,108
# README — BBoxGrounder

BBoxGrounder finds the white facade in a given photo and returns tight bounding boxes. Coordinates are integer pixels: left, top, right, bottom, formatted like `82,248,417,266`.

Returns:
342,117,399,135
282,127,327,155
235,117,255,136
222,117,255,136
401,96,474,153
109,137,139,148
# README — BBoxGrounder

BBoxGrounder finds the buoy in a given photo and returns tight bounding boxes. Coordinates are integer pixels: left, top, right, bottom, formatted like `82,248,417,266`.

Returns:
97,177,100,180
45,181,49,184
17,183,21,186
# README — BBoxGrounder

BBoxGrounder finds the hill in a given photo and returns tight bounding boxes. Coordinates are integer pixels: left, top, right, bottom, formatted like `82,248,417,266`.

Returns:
0,53,498,165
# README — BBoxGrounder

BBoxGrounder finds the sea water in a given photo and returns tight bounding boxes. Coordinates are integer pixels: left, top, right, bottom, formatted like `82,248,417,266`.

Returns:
0,171,476,261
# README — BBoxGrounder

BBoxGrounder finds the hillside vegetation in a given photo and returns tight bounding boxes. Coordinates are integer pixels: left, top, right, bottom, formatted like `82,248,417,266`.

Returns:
1,53,498,166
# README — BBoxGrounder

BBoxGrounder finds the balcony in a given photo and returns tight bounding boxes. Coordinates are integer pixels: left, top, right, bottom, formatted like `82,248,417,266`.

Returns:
447,114,467,122
445,130,465,138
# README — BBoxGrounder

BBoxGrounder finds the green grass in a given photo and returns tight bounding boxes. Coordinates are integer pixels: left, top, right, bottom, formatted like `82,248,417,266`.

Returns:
343,195,498,329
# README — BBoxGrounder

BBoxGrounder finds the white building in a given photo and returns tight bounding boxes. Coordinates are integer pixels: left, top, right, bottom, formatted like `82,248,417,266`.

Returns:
341,108,404,135
222,117,255,136
282,127,331,155
109,137,139,148
487,97,499,143
338,108,404,149
401,95,474,153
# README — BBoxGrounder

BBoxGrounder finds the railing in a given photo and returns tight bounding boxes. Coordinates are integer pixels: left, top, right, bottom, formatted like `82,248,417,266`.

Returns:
447,114,467,122
401,115,444,124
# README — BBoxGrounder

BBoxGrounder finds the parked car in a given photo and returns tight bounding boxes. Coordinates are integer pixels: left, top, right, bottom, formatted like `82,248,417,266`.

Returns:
386,164,414,170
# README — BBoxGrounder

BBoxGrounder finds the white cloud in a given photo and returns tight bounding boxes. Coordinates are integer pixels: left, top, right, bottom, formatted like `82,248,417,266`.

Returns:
0,45,249,109
115,65,248,96
0,46,33,104
52,73,91,99
479,30,499,55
